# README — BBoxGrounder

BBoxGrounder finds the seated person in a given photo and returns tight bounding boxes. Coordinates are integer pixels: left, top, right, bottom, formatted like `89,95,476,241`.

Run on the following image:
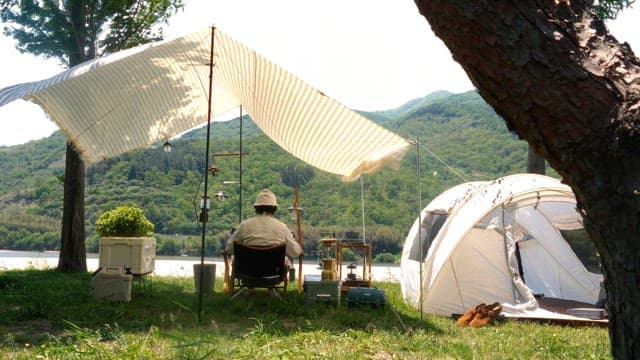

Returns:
224,189,302,268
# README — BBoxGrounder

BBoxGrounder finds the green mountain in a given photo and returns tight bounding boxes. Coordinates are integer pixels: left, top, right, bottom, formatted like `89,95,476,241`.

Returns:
0,90,539,257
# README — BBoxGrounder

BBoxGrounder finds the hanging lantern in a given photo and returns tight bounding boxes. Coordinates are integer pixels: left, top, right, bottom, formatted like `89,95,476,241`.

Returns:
287,205,304,220
163,141,172,153
200,195,211,210
215,190,229,201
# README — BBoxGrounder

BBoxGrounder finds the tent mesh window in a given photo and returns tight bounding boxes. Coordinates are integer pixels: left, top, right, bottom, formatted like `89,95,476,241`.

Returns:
409,211,448,262
560,228,602,274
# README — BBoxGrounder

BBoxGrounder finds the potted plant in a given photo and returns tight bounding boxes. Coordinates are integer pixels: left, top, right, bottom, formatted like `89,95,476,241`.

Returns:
96,205,156,275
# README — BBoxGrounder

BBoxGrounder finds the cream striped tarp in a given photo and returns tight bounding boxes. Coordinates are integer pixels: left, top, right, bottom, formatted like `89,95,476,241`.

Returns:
0,27,410,181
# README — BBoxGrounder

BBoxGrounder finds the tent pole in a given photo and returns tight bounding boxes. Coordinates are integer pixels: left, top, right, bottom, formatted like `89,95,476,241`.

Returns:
416,138,424,321
198,25,216,323
294,187,303,293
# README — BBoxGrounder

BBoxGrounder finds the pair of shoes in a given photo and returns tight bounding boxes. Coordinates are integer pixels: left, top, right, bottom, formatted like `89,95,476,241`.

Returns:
456,303,485,326
456,302,502,327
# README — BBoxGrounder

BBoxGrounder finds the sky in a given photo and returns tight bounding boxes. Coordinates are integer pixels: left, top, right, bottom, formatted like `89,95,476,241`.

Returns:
0,0,638,147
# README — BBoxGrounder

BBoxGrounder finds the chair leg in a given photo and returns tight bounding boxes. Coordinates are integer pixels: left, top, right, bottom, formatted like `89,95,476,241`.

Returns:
231,287,247,300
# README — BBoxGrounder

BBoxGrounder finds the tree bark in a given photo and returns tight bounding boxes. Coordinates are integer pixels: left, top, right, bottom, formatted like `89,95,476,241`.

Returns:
57,142,87,272
527,145,545,174
415,1,640,358
56,1,88,273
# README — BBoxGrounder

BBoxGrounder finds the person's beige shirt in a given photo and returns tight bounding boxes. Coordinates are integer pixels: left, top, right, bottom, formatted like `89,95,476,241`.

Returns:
225,214,302,258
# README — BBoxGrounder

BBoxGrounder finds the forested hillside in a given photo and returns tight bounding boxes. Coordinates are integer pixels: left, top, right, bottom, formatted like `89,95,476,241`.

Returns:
0,90,542,258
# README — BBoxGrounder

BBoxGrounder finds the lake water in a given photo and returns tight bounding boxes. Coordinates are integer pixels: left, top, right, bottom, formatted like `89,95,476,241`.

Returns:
0,250,401,283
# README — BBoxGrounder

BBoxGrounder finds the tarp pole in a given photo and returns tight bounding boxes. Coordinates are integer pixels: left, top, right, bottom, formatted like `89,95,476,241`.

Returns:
239,106,243,222
361,175,366,244
197,25,216,323
416,138,424,321
294,187,303,293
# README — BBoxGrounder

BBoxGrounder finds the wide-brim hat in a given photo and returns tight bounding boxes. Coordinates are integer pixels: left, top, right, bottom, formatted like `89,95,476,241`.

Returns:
254,189,278,207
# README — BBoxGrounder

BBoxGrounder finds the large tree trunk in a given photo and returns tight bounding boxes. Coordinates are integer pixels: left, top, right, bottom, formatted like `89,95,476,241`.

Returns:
415,1,640,358
527,145,545,174
57,142,87,272
56,1,88,273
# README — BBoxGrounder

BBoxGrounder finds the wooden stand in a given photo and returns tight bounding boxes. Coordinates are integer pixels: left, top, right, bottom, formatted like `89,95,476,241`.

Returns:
337,241,372,291
320,237,371,291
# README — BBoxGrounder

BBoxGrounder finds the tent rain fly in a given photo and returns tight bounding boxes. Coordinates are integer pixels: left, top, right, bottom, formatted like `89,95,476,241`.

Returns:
400,174,606,323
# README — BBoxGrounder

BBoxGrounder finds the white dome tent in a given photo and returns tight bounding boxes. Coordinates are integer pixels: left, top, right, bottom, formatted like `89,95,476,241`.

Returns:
400,174,606,322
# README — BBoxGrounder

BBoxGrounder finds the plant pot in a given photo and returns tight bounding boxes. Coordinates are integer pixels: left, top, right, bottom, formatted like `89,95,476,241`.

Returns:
193,263,216,294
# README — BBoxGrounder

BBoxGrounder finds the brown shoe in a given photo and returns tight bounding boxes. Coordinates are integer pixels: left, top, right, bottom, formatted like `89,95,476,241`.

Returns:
487,302,502,319
456,303,485,326
469,306,490,327
469,302,502,327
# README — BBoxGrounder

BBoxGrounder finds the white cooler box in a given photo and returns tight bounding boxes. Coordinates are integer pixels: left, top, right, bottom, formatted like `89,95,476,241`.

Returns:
91,268,133,302
99,237,156,275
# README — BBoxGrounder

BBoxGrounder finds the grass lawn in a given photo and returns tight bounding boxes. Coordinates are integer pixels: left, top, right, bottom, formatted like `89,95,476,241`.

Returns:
0,269,611,359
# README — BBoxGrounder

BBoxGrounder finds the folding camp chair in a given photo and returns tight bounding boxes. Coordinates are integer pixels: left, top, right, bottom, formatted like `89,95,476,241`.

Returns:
230,242,288,300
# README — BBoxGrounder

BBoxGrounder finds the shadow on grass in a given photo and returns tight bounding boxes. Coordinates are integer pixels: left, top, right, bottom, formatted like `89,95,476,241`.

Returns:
0,269,441,346
204,284,441,334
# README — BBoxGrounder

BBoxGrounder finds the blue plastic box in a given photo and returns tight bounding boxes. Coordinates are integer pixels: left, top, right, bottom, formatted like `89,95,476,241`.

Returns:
346,287,386,308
